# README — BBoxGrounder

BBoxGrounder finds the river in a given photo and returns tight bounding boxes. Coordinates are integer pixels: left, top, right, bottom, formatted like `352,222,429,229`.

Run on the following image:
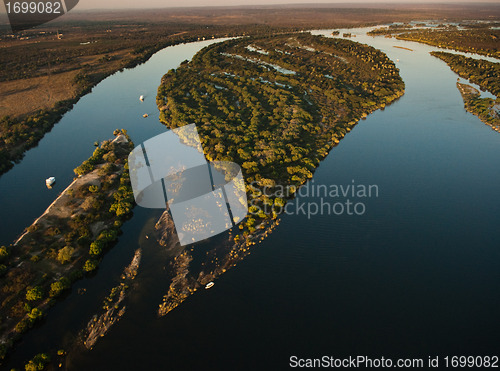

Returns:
2,28,500,370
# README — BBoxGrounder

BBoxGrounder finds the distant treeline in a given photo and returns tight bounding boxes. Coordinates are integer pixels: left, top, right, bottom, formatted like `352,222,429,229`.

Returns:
398,29,500,59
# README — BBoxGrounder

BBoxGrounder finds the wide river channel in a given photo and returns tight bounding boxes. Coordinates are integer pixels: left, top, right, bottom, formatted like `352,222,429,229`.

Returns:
1,27,499,370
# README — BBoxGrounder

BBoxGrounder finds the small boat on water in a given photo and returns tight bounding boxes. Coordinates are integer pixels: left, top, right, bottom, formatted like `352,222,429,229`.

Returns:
45,177,56,187
143,113,148,118
205,282,214,289
140,95,144,101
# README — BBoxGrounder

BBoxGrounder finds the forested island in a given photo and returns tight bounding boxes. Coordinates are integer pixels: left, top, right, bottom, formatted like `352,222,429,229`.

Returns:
431,51,500,132
456,83,500,132
0,130,134,362
155,32,404,316
430,51,500,97
367,22,419,36
397,28,500,58
367,23,500,59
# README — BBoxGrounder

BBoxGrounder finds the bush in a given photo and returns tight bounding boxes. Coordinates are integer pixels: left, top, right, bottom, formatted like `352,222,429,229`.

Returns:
98,229,118,243
45,227,61,237
83,259,98,272
15,319,29,334
0,245,9,261
27,224,39,233
49,278,70,298
74,160,94,176
25,353,50,371
81,196,98,211
103,152,117,163
57,246,75,264
274,197,285,207
89,240,104,256
28,307,43,322
26,286,43,302
246,218,255,227
99,163,116,176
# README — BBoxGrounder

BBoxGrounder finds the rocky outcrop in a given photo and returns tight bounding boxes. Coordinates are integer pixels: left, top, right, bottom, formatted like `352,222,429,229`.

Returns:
154,209,179,249
83,248,142,349
156,209,279,317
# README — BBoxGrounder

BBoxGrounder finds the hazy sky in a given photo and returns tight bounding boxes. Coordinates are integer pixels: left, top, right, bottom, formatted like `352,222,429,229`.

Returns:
0,0,495,15
71,0,496,10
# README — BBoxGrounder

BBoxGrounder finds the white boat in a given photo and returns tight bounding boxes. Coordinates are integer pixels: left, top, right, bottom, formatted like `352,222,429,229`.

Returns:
46,177,56,187
205,282,214,289
139,95,144,101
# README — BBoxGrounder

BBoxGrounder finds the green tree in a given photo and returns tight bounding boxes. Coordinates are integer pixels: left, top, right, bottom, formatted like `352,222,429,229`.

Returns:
0,245,9,261
98,229,118,242
26,286,43,302
25,353,50,371
84,259,98,272
28,308,43,322
15,319,29,334
57,246,75,264
89,240,104,256
74,160,94,176
49,278,70,298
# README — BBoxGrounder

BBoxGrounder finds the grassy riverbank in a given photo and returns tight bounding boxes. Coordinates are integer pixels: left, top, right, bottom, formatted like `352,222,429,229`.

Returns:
0,130,134,362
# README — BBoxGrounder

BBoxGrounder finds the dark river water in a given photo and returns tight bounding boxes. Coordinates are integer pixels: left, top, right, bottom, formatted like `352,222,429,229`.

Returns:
1,28,500,370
